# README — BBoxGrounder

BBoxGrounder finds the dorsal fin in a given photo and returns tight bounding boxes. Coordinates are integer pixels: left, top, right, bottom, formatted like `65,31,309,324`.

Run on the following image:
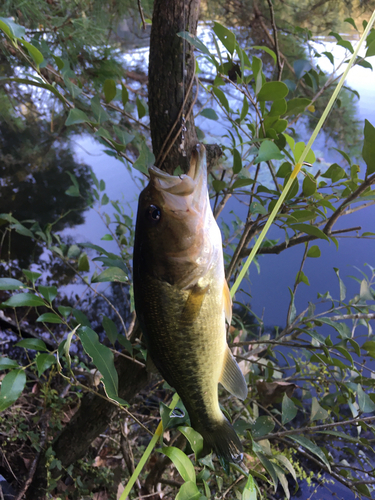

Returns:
223,280,232,326
219,347,248,401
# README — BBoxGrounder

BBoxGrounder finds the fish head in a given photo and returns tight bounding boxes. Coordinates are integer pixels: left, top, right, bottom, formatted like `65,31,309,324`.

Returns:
134,144,219,288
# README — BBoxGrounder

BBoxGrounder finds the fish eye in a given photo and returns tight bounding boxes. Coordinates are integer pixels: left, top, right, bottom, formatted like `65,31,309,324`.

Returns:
146,205,161,223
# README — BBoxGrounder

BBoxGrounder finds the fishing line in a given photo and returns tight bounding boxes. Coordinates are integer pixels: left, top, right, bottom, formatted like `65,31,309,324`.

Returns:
230,9,375,299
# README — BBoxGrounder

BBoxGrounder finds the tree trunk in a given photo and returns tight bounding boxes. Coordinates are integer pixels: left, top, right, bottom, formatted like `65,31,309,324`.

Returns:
149,0,201,174
25,1,202,497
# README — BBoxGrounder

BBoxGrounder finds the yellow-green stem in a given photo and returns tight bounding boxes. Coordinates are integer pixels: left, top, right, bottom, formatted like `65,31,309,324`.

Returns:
230,10,375,298
119,392,180,500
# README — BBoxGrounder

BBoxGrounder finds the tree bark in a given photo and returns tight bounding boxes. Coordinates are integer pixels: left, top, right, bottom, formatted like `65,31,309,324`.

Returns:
25,1,202,497
149,0,201,174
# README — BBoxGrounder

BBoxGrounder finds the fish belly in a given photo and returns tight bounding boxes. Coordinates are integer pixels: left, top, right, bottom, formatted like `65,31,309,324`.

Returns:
135,270,226,430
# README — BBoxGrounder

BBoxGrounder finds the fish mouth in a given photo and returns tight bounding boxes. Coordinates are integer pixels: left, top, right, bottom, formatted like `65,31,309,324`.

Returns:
149,144,206,198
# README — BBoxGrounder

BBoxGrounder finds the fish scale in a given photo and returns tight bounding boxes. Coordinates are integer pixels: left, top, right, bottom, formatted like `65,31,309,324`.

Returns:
133,144,248,462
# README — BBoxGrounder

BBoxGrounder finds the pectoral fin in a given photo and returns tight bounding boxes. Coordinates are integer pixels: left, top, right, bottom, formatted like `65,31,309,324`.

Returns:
181,283,209,323
223,280,232,326
219,347,248,400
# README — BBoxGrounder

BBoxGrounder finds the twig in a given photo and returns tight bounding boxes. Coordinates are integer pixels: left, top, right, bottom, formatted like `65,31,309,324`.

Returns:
266,0,283,80
137,0,146,30
286,243,309,326
260,415,375,442
240,225,362,258
324,172,375,234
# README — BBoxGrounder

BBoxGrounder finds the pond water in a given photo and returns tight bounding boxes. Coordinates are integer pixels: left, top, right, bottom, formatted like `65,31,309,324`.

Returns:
67,34,375,332
1,23,375,500
58,34,375,499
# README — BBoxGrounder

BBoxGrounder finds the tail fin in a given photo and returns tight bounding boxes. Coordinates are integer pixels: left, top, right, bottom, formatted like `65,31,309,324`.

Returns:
200,418,243,463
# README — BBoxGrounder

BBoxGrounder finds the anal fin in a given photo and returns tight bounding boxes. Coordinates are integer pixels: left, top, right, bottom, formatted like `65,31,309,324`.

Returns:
219,347,248,400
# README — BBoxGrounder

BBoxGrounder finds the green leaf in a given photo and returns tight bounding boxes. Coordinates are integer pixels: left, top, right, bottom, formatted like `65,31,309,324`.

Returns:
0,78,66,105
334,267,346,302
365,39,375,58
11,223,34,238
290,224,329,242
0,17,26,38
36,353,56,377
276,162,292,178
242,473,257,500
36,313,63,324
91,96,110,124
257,82,288,102
231,179,255,190
252,56,263,95
233,148,242,174
200,108,219,120
92,267,128,283
289,435,331,471
38,286,58,303
344,17,358,31
362,119,375,175
323,51,334,64
177,31,214,60
296,270,310,286
72,308,91,328
212,180,226,193
78,326,121,402
103,79,117,103
254,141,284,164
321,163,347,182
19,39,44,66
133,141,155,175
275,454,297,482
0,357,19,370
302,175,317,197
293,59,312,79
22,270,41,285
294,142,315,164
213,22,236,54
357,384,375,413
0,370,26,412
307,245,321,258
2,293,45,308
178,426,204,461
337,39,354,54
160,446,196,483
67,244,80,259
121,84,129,107
252,45,277,64
78,252,90,272
15,339,48,351
269,99,287,117
136,96,147,119
284,98,312,116
311,397,329,421
251,416,275,438
175,481,201,500
65,108,90,126
58,306,72,319
0,278,26,291
213,87,230,113
102,316,118,345
282,394,297,424
240,95,249,121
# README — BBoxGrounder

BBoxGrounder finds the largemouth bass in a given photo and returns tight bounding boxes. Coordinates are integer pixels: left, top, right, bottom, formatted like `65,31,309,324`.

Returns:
133,144,247,462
